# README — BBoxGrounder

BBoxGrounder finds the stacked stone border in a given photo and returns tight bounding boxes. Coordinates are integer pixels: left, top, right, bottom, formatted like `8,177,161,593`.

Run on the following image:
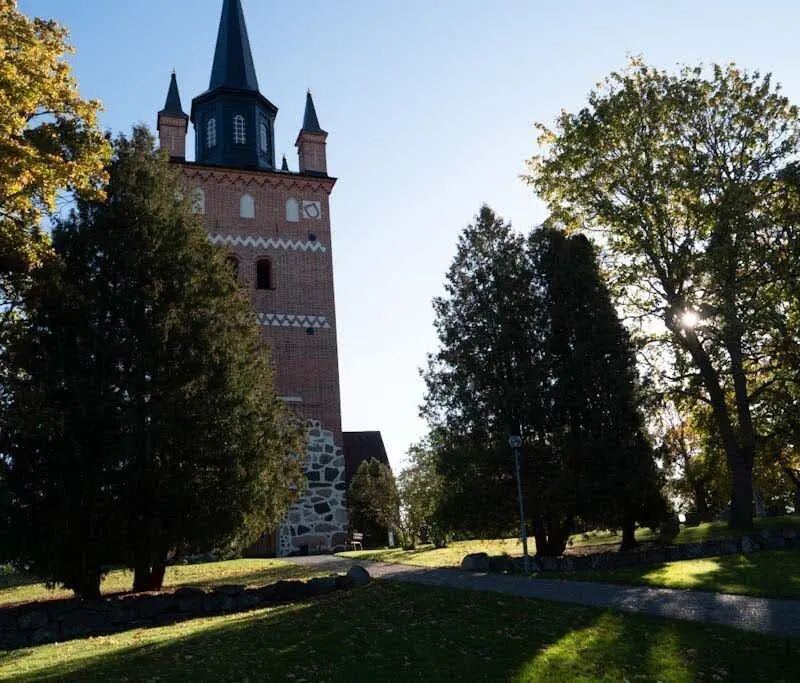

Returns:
462,526,799,574
0,566,371,651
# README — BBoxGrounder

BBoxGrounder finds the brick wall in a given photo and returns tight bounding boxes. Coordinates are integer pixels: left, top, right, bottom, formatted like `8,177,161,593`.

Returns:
176,163,347,554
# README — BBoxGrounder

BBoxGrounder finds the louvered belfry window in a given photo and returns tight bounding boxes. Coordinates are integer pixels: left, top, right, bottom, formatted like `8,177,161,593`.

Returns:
233,115,246,144
206,118,216,148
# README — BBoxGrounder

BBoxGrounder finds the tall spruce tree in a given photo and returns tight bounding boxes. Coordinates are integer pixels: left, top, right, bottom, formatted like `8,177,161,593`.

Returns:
1,127,304,596
423,206,665,556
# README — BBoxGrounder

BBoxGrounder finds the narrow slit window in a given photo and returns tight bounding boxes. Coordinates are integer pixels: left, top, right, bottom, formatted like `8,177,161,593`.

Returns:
233,115,246,144
256,258,272,290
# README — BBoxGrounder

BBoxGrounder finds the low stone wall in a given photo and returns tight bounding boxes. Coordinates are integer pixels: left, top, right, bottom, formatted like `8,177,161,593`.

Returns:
0,565,371,651
463,526,799,575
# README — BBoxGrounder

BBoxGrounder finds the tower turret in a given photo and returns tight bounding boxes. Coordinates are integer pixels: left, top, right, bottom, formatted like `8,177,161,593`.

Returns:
157,72,189,160
296,91,328,175
190,0,277,169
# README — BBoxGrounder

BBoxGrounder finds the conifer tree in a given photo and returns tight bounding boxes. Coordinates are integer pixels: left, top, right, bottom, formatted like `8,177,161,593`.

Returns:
1,127,304,596
424,207,665,556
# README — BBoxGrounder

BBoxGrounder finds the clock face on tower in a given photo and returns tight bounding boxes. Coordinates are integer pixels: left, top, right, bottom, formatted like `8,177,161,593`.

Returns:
301,200,321,220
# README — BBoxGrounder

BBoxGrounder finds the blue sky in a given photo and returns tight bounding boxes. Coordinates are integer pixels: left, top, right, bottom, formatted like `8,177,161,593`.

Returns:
20,0,800,473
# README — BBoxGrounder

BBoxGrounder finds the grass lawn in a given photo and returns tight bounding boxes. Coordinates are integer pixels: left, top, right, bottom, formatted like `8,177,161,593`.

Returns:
0,559,327,607
338,514,800,568
1,581,797,682
545,550,800,599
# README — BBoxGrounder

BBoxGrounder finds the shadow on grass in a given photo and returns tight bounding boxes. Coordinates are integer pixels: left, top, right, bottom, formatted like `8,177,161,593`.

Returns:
0,573,46,591
550,550,800,600
4,582,798,683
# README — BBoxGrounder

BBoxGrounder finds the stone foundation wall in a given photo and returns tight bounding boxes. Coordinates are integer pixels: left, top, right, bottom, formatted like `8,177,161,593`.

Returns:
278,420,348,556
0,570,369,651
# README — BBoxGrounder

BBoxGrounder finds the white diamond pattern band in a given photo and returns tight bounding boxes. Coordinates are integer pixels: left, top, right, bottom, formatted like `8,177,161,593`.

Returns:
258,313,331,329
208,234,326,252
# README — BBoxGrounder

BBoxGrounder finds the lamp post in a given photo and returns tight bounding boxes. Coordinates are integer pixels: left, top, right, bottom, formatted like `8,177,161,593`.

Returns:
509,435,530,573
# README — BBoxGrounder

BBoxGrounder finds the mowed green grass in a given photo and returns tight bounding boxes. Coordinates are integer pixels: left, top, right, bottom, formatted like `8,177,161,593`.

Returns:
2,581,797,682
546,550,800,599
338,514,800,568
0,559,328,607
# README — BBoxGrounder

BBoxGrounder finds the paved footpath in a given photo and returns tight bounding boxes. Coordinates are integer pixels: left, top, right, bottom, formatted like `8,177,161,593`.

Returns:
288,555,800,638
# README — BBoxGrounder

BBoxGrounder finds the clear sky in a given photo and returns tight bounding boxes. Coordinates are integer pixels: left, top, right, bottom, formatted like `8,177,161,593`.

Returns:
19,0,800,473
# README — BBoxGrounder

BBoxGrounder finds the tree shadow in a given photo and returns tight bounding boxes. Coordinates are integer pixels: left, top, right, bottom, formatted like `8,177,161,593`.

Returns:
5,582,797,682
550,550,800,600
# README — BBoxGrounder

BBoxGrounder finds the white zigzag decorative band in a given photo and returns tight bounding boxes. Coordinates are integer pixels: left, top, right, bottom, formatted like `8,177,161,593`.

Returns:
258,313,331,329
208,234,326,252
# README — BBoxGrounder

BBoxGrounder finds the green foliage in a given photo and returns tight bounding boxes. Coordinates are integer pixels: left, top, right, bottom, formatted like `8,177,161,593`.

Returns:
527,59,800,530
348,459,400,544
396,434,449,548
423,205,666,556
0,127,304,596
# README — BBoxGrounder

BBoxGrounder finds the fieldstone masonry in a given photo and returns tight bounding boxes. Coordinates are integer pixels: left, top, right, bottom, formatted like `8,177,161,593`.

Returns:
279,421,348,556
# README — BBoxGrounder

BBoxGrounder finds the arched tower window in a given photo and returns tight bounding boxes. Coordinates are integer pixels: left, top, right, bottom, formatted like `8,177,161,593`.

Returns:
256,258,273,290
206,118,216,148
191,188,205,214
233,115,246,144
240,193,255,219
226,255,239,281
286,197,299,223
260,122,269,152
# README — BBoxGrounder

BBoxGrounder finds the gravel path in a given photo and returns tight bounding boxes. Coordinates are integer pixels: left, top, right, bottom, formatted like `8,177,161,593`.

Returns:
288,555,800,638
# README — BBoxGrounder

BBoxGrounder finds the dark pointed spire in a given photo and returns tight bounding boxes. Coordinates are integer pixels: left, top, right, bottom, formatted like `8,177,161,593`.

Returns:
159,71,187,117
302,90,324,133
209,0,259,92
281,155,289,171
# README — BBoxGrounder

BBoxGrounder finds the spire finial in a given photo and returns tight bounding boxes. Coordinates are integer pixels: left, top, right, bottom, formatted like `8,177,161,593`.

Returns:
281,154,289,172
302,90,324,133
160,71,187,117
209,0,259,92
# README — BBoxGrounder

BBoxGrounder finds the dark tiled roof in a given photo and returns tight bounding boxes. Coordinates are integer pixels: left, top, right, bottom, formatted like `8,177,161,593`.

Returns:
302,90,324,133
343,431,390,490
209,0,259,92
159,72,187,117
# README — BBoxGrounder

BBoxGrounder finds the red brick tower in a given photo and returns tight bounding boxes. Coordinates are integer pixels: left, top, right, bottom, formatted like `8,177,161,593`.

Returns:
156,0,347,555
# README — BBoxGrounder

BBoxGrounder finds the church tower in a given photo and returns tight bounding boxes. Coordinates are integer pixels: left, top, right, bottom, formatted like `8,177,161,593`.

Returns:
157,0,347,555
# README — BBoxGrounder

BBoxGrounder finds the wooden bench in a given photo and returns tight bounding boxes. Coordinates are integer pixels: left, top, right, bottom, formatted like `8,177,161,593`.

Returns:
349,532,363,551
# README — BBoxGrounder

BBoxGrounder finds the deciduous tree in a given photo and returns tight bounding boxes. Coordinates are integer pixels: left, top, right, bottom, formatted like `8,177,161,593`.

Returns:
0,0,108,348
527,60,800,529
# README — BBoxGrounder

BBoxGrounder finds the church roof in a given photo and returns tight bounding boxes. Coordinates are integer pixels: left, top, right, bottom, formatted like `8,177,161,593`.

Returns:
159,72,187,118
302,90,324,133
209,0,259,92
343,431,391,490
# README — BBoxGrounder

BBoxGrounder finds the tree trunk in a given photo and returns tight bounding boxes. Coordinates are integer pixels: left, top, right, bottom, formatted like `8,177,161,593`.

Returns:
621,518,637,550
133,560,167,592
692,482,712,522
72,572,102,599
671,322,754,531
534,518,570,557
729,448,754,531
